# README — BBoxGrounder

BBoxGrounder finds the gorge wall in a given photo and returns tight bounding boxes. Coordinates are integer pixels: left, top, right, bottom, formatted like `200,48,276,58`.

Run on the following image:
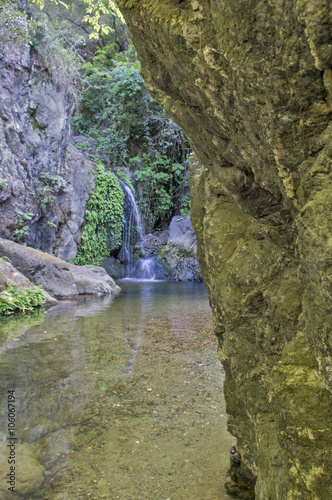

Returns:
0,41,94,260
116,1,332,498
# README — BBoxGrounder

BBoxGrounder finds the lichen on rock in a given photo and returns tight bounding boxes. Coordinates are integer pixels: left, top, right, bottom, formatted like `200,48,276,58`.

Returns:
116,0,332,497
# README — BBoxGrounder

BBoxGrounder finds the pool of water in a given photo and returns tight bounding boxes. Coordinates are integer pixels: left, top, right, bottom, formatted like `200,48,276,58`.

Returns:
0,282,237,499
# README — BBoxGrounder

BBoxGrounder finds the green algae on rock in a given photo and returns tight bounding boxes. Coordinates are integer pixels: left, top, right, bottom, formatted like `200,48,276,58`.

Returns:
116,0,332,498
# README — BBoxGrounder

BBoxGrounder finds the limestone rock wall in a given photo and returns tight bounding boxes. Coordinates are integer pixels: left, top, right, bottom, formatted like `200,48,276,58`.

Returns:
116,1,332,498
0,41,94,260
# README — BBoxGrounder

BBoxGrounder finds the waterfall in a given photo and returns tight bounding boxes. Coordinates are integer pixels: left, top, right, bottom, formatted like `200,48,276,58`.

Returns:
118,180,156,280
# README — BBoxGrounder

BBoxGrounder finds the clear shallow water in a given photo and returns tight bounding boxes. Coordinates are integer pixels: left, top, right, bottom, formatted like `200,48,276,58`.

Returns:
0,282,237,499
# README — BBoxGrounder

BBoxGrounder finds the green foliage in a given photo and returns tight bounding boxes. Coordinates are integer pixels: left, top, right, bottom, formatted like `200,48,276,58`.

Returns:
75,163,124,265
180,195,191,217
17,210,35,222
13,210,35,243
0,177,8,189
72,54,145,166
28,6,83,85
30,0,124,40
13,226,29,240
47,220,57,229
0,0,31,45
0,285,45,315
73,142,88,150
82,0,124,39
131,154,190,227
73,42,191,229
35,173,67,212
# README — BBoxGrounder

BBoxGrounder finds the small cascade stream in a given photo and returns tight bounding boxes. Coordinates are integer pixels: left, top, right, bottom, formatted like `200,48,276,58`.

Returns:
118,180,156,280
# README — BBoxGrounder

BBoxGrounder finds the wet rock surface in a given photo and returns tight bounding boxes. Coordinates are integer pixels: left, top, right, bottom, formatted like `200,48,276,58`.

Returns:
117,1,332,498
102,256,125,281
159,216,202,281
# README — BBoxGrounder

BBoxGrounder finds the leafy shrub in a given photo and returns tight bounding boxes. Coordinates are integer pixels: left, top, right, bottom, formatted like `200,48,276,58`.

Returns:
73,142,88,150
72,57,146,166
180,195,191,217
35,173,67,212
0,285,45,315
132,154,190,228
13,210,35,243
75,163,124,265
0,177,8,189
72,45,191,229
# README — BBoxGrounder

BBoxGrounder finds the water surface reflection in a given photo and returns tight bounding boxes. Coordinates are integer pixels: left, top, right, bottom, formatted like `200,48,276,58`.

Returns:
0,282,236,499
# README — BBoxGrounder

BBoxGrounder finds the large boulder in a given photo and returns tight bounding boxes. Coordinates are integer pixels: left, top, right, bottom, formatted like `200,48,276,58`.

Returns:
0,238,120,298
67,263,121,295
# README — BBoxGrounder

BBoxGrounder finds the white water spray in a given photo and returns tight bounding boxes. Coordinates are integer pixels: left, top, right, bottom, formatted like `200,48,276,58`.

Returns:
119,180,156,280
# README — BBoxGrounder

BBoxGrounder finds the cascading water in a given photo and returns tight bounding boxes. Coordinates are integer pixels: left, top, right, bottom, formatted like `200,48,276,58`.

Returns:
118,180,156,280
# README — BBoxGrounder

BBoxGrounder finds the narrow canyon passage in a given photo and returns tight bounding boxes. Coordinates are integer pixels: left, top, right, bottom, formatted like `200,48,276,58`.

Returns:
0,282,237,499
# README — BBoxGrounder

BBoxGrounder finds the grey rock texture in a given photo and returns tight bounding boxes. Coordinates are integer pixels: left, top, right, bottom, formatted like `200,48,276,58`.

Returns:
142,229,168,255
0,237,120,298
0,258,56,305
67,263,121,295
168,216,197,252
117,1,332,498
0,42,94,259
102,256,125,280
159,216,202,281
147,217,202,281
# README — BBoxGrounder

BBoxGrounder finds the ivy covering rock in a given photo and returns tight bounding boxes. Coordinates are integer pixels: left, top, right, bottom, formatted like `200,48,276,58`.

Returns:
74,163,124,266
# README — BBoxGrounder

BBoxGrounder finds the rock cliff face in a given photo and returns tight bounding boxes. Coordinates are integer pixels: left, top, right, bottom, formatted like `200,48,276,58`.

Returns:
0,41,94,260
116,1,332,498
